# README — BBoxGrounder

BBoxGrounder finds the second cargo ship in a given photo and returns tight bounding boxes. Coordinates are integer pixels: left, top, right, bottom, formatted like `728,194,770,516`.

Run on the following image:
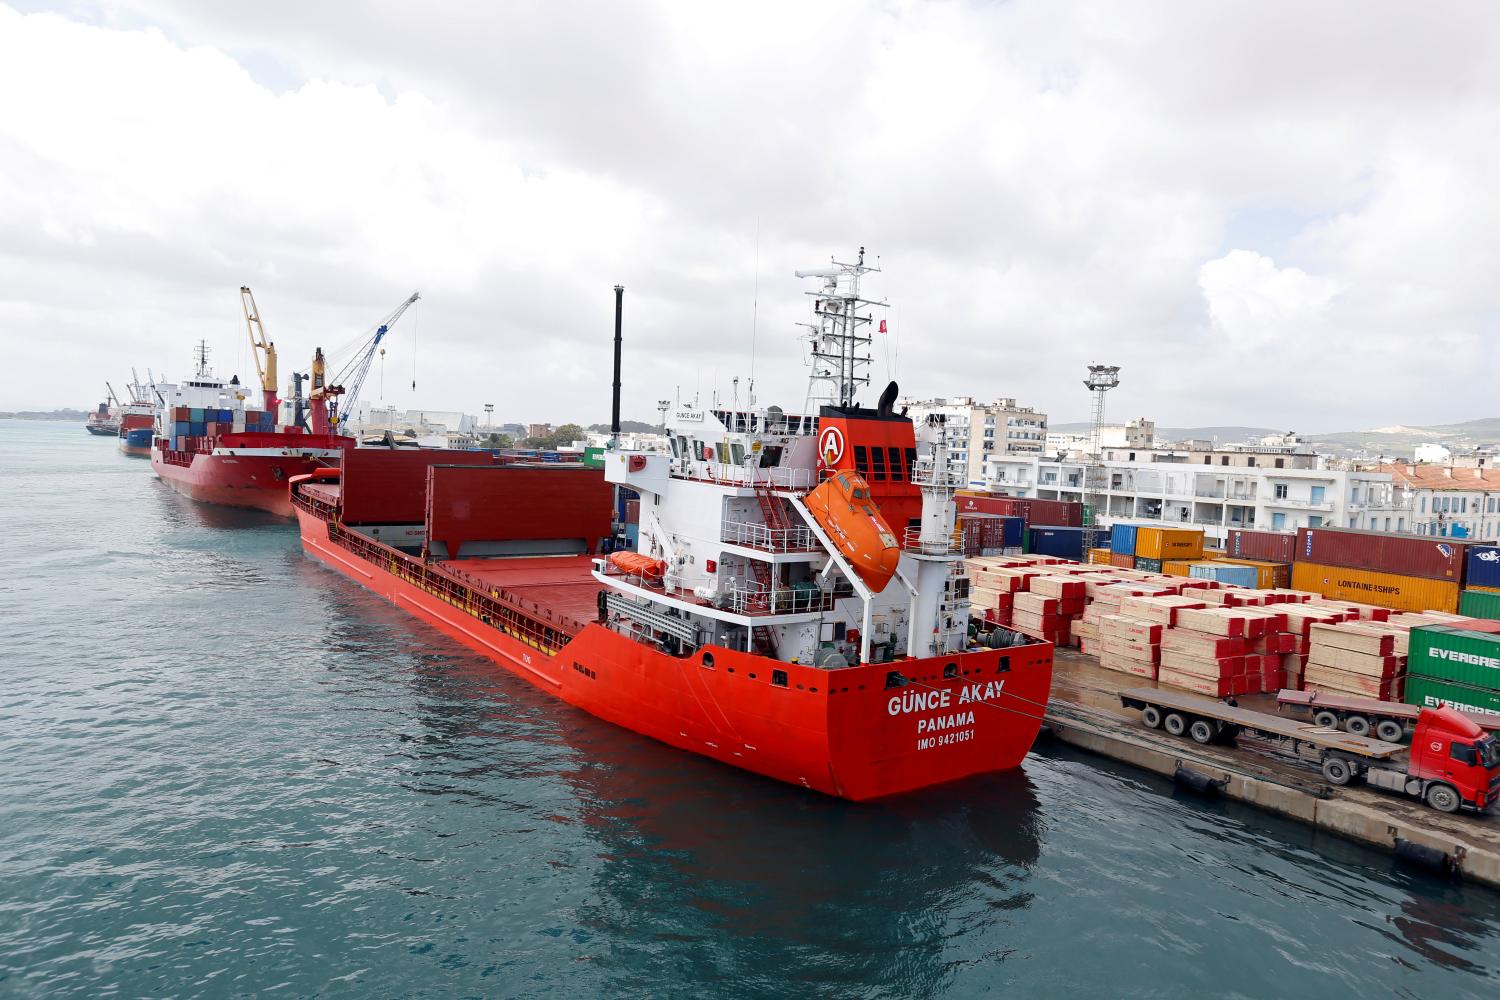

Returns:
290,253,1055,799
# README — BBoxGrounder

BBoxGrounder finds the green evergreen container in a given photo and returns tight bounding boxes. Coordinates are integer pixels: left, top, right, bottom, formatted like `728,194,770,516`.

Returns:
1408,626,1500,689
1135,557,1163,573
1404,675,1500,719
1459,588,1500,620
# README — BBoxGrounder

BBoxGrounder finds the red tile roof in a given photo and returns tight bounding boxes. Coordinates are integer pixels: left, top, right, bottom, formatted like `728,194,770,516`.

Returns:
1380,463,1500,491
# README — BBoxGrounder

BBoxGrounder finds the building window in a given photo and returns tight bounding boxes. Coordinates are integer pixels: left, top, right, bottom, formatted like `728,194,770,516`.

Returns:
1275,458,1285,469
1420,496,1427,513
1128,452,1136,461
1248,457,1256,467
1310,486,1325,504
1274,484,1288,499
1204,457,1211,464
1272,512,1286,529
1310,515,1323,528
1220,456,1229,466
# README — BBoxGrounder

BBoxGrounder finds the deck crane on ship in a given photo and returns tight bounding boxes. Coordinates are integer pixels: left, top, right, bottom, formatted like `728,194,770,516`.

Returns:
240,286,279,414
317,292,421,434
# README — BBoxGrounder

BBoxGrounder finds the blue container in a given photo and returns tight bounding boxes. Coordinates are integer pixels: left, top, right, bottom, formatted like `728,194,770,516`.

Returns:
1110,523,1138,555
1000,516,1024,547
219,408,232,423
624,523,640,547
173,421,190,436
189,422,206,436
125,428,152,446
189,408,204,421
1027,525,1086,562
1467,546,1500,589
1189,562,1259,588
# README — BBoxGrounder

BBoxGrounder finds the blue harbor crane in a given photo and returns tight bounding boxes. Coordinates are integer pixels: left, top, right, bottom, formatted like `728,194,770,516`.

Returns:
326,291,420,430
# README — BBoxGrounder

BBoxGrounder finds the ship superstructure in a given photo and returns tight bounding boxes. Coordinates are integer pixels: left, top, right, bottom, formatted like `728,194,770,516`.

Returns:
290,250,1053,799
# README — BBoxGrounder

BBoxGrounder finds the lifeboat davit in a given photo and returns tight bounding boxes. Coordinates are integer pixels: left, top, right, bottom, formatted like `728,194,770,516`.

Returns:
802,472,901,593
608,551,668,580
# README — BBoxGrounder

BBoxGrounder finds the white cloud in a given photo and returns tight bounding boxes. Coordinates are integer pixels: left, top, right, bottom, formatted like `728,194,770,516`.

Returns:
2,1,1499,430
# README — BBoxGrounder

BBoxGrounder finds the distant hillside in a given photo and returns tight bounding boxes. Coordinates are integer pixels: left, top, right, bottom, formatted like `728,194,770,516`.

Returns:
1304,418,1500,457
587,419,657,433
0,408,89,421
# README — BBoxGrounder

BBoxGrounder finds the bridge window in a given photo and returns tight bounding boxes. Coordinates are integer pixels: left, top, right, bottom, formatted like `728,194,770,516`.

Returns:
905,448,918,475
888,447,904,481
853,446,869,477
871,447,887,480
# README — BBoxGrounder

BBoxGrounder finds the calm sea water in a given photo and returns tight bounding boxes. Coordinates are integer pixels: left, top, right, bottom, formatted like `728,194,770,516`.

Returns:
3,419,1499,998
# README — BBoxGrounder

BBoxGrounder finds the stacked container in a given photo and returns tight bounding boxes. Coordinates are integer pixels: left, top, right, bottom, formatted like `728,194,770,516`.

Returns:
1406,623,1500,717
1291,526,1469,613
1026,526,1086,561
1226,528,1298,564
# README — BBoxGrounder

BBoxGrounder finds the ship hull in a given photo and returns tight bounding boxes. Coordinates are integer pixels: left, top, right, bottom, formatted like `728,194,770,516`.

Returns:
295,506,1054,800
119,441,151,458
154,449,335,517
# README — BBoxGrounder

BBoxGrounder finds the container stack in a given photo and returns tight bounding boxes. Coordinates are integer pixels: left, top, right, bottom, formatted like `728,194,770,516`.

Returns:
1025,526,1088,562
1405,623,1500,718
1290,526,1471,613
957,513,1023,557
1107,524,1204,575
1461,545,1500,619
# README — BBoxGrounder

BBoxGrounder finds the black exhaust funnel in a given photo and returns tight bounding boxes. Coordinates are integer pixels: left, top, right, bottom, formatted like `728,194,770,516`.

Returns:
611,284,624,440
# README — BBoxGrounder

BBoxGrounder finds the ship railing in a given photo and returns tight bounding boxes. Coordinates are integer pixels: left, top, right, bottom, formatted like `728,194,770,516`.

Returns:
911,460,964,488
707,464,814,491
722,580,833,616
321,519,584,655
903,526,963,555
720,518,818,552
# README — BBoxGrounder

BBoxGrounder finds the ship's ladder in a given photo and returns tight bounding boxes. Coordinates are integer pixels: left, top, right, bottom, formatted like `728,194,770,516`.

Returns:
753,483,796,540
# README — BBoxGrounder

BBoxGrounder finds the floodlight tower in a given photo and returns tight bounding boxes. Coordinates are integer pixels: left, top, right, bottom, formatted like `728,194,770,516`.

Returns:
1083,364,1121,555
484,403,494,428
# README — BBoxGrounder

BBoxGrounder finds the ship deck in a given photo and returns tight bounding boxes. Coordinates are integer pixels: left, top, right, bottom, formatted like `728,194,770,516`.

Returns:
302,481,342,505
438,554,601,632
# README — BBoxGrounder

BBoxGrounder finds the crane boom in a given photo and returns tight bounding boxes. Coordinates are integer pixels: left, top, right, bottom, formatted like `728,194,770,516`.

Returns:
328,291,420,430
240,286,279,413
104,382,120,407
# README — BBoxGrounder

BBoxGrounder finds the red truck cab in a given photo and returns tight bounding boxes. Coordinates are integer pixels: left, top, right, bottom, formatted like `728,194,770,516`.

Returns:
1407,706,1500,812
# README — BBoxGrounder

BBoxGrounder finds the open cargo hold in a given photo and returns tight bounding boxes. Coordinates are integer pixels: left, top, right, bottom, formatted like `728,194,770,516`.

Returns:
1459,589,1500,620
1405,675,1500,719
340,447,495,524
1297,525,1472,582
1467,545,1500,589
1226,528,1298,564
1134,527,1204,561
1027,526,1086,562
425,465,613,559
1290,562,1461,614
955,493,1083,528
1407,625,1500,689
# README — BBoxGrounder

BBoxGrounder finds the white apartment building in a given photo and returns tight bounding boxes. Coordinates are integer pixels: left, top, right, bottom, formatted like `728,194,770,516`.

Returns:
1047,418,1156,458
900,396,1047,488
1367,464,1500,539
981,452,1395,546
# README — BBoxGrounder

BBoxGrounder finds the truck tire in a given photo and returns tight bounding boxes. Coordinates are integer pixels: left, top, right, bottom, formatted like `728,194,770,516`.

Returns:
1189,719,1216,745
1164,712,1187,737
1345,716,1371,738
1375,719,1404,743
1322,757,1355,786
1313,710,1339,729
1425,784,1461,813
1141,705,1163,729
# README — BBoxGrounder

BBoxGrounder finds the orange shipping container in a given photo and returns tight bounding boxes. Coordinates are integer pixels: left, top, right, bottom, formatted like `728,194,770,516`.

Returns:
1135,527,1205,561
1289,562,1460,614
1161,560,1196,577
1088,547,1113,565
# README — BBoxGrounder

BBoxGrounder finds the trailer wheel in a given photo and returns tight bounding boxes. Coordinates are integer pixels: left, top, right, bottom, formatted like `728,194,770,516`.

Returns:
1189,719,1216,745
1375,719,1404,743
1163,712,1187,737
1425,783,1461,814
1345,716,1372,738
1322,757,1355,786
1141,705,1163,729
1313,710,1340,729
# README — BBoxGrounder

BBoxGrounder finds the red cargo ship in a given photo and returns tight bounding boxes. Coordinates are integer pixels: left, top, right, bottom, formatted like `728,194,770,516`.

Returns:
290,254,1053,799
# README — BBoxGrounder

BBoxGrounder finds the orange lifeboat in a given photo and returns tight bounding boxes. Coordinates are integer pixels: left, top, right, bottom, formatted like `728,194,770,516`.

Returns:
802,472,901,593
608,551,668,581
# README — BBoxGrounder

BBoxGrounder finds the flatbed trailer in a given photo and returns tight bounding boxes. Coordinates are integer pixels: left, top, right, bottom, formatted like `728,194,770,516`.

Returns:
1119,686,1500,813
1277,688,1500,744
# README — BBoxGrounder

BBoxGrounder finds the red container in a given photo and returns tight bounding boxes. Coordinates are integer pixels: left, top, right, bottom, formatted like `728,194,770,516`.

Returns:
1226,528,1297,564
1296,526,1470,582
955,493,1083,528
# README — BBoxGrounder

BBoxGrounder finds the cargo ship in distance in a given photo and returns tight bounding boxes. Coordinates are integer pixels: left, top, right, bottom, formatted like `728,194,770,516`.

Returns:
290,252,1054,799
117,370,156,457
150,287,416,516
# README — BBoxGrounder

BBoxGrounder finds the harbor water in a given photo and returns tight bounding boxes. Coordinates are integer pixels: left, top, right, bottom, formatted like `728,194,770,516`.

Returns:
4,420,1500,998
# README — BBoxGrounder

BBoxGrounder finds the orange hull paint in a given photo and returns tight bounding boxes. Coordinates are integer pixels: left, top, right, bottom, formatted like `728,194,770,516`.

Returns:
295,507,1055,800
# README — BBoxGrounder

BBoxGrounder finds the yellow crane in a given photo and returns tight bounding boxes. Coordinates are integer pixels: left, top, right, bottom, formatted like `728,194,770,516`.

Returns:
239,286,279,414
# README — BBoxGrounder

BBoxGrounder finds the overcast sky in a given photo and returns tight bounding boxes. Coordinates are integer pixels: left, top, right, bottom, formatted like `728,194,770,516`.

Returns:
3,1,1498,429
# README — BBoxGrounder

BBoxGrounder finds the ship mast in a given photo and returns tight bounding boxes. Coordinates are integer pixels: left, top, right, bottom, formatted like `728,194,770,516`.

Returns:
796,247,884,412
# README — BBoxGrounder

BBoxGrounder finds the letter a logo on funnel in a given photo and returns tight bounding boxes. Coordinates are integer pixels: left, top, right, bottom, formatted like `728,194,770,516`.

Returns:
819,426,845,467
